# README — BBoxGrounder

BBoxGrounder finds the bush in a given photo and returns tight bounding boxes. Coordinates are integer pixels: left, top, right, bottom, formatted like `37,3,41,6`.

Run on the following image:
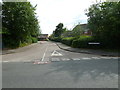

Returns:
50,37,62,42
72,35,101,48
2,34,20,48
61,37,75,46
31,37,38,43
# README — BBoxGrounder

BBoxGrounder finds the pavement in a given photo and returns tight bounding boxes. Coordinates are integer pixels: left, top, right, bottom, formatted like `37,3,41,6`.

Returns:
1,42,41,55
2,41,119,88
56,42,120,57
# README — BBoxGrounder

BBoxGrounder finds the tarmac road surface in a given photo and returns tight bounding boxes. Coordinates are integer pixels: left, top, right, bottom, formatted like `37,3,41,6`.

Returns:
2,41,119,88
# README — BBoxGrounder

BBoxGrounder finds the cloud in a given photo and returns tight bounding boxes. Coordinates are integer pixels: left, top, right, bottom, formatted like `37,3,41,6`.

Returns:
29,0,95,34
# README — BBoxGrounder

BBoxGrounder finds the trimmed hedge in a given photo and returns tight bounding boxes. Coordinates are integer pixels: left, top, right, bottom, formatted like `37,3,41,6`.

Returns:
72,36,102,48
50,37,62,42
61,37,75,46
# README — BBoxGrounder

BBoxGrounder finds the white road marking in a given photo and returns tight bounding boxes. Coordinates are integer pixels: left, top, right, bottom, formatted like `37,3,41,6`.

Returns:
33,61,51,64
41,46,48,61
3,61,9,63
51,50,62,56
61,58,70,61
92,57,100,59
101,57,113,59
82,57,91,60
72,58,80,60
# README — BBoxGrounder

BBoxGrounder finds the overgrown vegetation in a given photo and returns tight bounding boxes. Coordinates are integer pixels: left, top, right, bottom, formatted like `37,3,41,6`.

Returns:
2,2,40,48
72,36,97,48
49,2,120,50
61,37,75,46
86,2,120,49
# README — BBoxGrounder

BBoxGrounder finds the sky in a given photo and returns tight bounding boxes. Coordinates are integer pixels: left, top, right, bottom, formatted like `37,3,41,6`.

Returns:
28,0,101,35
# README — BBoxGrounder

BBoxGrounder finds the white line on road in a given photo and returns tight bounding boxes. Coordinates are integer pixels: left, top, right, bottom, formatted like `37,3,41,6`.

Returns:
41,46,48,61
72,58,80,60
101,57,113,59
92,57,100,59
51,50,63,56
3,61,9,63
61,58,70,61
82,57,91,60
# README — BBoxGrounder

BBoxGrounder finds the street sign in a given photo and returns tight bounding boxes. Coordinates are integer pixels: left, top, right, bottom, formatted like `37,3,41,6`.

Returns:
88,42,100,45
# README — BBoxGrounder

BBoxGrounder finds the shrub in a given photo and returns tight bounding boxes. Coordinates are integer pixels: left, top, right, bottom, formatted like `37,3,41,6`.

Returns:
2,34,20,48
31,37,38,43
50,37,62,42
72,35,101,48
61,37,75,46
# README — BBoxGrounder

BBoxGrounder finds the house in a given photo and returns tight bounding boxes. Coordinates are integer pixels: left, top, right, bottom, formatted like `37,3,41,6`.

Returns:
38,34,48,41
80,24,92,36
61,31,74,37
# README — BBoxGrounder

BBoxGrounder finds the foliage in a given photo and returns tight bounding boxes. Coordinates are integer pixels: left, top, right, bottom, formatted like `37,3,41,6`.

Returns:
72,36,98,48
61,30,74,37
54,23,65,37
86,2,120,49
72,24,83,37
49,33,62,42
49,23,67,42
2,2,40,48
31,37,38,43
50,2,120,50
61,37,75,46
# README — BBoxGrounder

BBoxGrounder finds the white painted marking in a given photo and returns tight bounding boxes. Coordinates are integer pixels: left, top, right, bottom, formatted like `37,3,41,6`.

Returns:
51,50,62,56
72,58,80,60
101,57,112,59
92,57,100,59
82,57,91,60
61,58,70,61
3,61,9,63
41,46,48,61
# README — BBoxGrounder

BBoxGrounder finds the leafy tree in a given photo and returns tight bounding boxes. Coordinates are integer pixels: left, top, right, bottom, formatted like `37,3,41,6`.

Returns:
86,2,120,48
72,24,83,37
54,23,64,37
2,2,40,48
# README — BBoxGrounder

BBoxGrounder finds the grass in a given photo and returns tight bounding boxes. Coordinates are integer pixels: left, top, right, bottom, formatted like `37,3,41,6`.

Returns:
19,42,33,48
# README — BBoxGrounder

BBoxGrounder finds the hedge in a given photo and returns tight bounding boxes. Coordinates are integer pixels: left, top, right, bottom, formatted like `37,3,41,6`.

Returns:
72,36,102,48
61,37,75,46
49,37,62,42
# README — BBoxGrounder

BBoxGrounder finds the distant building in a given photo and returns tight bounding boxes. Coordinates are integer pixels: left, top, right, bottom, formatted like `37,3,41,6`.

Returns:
80,24,92,36
61,31,74,37
38,34,48,41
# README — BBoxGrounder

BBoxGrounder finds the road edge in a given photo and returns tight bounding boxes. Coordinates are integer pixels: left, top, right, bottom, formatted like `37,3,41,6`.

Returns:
56,43,119,57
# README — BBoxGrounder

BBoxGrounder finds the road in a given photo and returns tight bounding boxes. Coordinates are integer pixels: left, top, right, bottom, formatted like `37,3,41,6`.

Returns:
2,41,119,88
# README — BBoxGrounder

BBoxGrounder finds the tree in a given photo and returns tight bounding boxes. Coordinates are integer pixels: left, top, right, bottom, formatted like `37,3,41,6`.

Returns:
86,2,120,48
2,2,40,48
54,23,64,37
72,24,83,37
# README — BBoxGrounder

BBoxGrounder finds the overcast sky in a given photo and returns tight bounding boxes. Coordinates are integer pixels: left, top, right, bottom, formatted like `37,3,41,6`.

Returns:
28,0,100,35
